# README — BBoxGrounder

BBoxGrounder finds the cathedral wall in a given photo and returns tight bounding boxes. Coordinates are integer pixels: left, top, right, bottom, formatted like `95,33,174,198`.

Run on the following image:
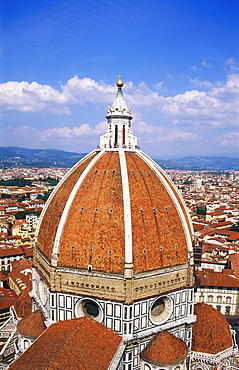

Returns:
34,248,194,303
33,267,194,343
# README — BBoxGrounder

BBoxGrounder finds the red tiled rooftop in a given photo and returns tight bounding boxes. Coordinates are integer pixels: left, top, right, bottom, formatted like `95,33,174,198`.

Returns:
197,269,239,288
14,288,32,319
11,258,32,271
141,331,188,365
192,303,233,354
0,246,24,258
0,288,17,310
227,233,239,241
17,309,46,338
208,211,225,216
193,223,206,232
10,317,123,370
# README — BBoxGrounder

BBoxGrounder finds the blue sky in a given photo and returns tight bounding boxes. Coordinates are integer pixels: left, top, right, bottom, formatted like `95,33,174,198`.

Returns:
1,0,238,157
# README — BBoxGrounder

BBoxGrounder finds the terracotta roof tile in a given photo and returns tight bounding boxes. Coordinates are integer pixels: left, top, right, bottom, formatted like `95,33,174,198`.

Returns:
197,269,239,288
37,153,97,260
141,331,188,365
14,288,32,319
0,288,17,310
37,151,192,274
58,151,125,273
9,317,123,370
126,153,189,271
17,309,46,338
0,246,24,258
192,303,233,354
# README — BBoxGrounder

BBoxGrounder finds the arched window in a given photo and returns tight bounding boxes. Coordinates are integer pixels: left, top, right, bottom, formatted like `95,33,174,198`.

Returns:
217,296,222,303
225,306,231,315
216,305,221,312
114,125,118,145
208,295,213,303
122,125,125,145
226,296,231,304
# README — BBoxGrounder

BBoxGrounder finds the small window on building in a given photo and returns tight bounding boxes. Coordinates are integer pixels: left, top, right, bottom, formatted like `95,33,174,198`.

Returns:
217,296,222,303
226,296,231,304
216,305,221,312
208,295,213,303
225,306,231,315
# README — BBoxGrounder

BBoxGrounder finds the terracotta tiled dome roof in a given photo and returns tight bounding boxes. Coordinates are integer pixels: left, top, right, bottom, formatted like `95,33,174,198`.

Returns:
36,150,193,274
192,303,233,354
14,288,32,319
17,309,46,338
141,330,188,365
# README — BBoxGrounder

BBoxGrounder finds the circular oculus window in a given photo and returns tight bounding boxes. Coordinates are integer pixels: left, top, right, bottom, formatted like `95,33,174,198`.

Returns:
149,296,173,325
75,298,103,322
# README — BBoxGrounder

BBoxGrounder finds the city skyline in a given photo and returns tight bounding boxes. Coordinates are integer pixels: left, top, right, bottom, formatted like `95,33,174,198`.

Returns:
1,0,239,157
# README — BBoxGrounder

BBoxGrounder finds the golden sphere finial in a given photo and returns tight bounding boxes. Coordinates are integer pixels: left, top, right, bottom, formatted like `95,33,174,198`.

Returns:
116,75,124,88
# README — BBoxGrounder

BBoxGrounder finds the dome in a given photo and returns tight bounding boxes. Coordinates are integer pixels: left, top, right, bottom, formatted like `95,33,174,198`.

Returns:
36,149,192,274
14,288,32,319
34,80,194,305
17,309,46,339
192,303,233,354
141,330,188,365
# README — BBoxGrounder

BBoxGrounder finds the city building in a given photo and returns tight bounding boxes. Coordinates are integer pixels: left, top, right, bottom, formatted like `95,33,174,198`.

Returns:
195,268,239,315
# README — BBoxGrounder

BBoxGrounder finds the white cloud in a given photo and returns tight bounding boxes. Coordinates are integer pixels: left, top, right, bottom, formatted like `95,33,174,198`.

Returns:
189,77,213,88
215,132,239,147
201,60,212,68
38,121,107,141
155,82,164,90
0,81,70,113
163,74,239,126
226,57,239,71
133,121,201,143
61,76,115,104
1,74,238,130
1,119,201,149
0,78,115,114
190,65,202,72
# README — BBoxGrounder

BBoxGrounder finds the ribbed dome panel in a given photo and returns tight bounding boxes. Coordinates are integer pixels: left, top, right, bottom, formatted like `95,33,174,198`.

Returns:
37,153,97,260
126,152,188,272
58,151,125,273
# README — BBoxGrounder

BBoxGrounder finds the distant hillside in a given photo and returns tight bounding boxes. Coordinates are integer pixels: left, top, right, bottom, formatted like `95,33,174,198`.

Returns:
155,156,239,171
0,147,238,170
0,147,87,168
